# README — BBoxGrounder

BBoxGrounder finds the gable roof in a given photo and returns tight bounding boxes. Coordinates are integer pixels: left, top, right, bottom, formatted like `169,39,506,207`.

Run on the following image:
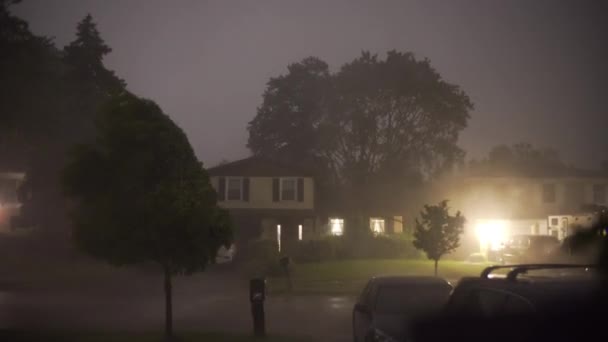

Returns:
207,156,313,177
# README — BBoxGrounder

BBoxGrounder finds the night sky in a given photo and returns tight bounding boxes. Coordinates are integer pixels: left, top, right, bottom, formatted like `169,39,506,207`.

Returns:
13,0,608,168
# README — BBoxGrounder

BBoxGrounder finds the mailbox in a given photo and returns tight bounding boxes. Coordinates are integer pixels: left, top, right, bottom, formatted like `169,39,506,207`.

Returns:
249,277,266,337
249,277,266,302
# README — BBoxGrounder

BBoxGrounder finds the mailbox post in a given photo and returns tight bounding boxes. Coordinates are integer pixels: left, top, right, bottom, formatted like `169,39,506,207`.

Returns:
249,277,266,337
279,256,292,291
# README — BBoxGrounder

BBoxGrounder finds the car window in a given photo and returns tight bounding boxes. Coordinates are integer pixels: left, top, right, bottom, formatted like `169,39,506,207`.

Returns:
473,288,534,317
374,285,451,315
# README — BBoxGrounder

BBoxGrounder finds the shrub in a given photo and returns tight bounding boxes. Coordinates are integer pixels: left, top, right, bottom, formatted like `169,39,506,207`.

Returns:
237,239,299,278
237,239,278,263
287,235,423,262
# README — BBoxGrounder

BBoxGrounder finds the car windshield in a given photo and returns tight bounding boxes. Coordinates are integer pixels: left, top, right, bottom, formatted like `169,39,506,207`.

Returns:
374,285,451,315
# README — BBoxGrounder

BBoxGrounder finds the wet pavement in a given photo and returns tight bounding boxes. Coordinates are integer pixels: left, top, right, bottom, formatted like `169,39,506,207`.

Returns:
0,273,355,341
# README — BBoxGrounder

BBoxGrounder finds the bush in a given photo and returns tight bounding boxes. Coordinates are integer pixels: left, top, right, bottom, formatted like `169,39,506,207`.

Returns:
237,239,278,263
288,235,423,262
237,239,298,278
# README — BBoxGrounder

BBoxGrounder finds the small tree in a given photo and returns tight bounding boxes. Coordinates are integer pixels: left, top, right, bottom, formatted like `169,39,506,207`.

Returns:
63,93,231,341
413,200,465,276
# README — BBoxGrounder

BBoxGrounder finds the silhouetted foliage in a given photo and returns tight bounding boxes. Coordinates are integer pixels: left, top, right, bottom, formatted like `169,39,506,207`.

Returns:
413,200,465,276
248,51,473,187
63,93,232,341
468,143,567,177
0,8,126,237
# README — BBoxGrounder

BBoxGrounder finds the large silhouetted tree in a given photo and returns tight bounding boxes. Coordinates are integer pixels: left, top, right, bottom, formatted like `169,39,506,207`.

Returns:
413,201,465,276
7,12,126,239
248,51,473,187
63,93,232,341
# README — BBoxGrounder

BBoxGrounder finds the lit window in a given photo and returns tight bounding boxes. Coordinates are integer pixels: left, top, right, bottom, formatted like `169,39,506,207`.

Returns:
542,184,556,203
298,224,303,241
330,218,344,236
281,178,296,201
277,225,281,252
370,218,385,235
226,178,242,200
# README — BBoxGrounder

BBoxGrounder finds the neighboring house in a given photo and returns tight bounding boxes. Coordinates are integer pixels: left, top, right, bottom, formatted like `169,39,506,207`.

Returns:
208,157,409,249
0,172,26,233
445,170,608,255
208,157,316,249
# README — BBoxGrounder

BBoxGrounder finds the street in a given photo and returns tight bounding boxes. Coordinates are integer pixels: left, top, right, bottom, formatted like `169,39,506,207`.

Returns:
0,272,354,341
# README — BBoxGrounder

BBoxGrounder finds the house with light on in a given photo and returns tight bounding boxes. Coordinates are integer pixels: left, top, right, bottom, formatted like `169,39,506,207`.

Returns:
445,168,608,258
208,157,317,250
207,157,410,250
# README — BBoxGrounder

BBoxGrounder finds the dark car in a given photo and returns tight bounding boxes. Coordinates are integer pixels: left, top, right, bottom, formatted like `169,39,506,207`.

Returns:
444,264,598,316
499,235,560,264
411,264,601,342
352,276,453,342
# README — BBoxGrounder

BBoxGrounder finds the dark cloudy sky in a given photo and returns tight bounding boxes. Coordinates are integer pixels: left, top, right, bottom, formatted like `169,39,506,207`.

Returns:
13,0,608,168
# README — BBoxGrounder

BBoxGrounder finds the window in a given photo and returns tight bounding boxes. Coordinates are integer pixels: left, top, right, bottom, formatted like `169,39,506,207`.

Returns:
226,178,242,200
550,217,559,226
280,178,296,201
276,225,281,252
475,289,534,317
370,218,385,235
593,184,606,204
542,183,556,203
330,218,344,236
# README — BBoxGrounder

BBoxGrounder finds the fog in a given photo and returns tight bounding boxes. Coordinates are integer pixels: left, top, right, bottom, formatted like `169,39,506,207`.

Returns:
2,1,608,341
13,0,608,167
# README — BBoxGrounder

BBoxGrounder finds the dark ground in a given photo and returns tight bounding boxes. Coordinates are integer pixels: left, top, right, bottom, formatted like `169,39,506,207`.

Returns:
0,267,354,341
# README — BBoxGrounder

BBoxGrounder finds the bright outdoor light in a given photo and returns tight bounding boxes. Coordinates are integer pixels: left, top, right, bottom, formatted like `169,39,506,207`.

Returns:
277,224,281,252
298,224,303,240
475,219,509,252
330,218,344,236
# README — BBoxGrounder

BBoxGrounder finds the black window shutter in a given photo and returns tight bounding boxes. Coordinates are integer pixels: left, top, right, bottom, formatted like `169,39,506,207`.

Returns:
272,178,280,202
218,177,226,201
297,178,304,202
243,178,250,201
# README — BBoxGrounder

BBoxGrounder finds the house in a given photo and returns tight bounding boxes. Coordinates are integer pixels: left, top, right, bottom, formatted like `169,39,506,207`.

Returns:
444,169,608,256
318,184,409,237
207,157,316,249
208,157,409,249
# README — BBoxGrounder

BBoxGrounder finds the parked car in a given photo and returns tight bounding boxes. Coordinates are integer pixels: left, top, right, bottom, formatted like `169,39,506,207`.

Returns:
444,264,598,317
498,234,560,264
352,276,453,342
411,264,601,342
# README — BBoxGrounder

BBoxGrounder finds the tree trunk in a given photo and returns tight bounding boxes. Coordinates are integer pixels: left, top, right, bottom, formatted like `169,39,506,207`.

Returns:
164,266,173,342
434,259,438,277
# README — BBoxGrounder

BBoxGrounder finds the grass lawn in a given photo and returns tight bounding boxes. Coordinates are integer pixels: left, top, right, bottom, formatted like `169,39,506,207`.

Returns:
267,259,491,295
0,331,312,342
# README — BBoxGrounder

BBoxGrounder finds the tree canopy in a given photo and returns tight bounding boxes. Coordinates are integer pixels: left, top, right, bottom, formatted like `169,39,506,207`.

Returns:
63,93,231,270
63,93,232,339
248,51,473,187
1,6,126,236
413,200,465,276
468,143,568,177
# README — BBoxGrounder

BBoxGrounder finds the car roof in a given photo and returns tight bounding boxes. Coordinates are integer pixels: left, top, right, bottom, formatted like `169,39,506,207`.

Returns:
452,275,598,302
370,276,452,287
